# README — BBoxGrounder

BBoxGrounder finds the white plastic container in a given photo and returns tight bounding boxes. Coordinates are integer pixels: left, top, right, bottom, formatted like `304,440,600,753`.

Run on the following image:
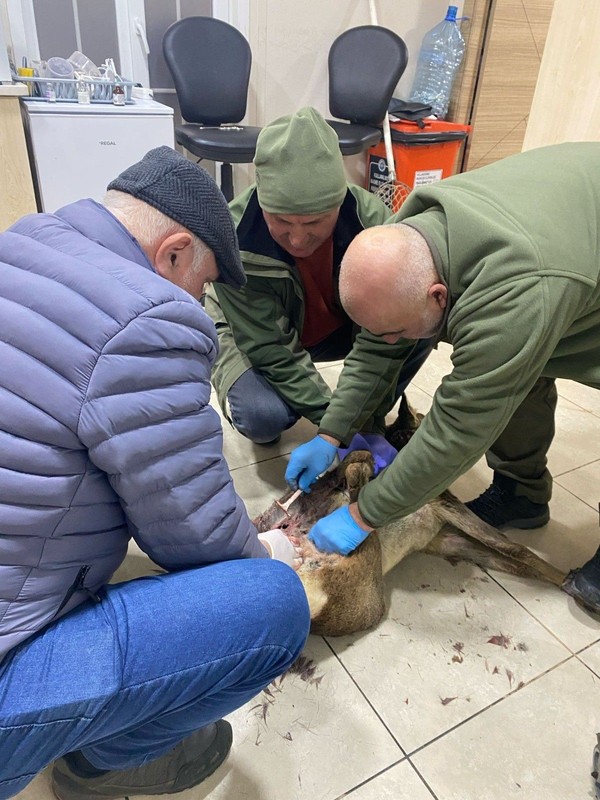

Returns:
67,51,101,78
46,57,74,80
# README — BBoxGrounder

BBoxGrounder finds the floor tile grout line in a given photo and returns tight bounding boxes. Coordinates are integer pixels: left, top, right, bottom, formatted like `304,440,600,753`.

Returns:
554,455,600,478
556,394,600,420
322,634,441,800
482,567,592,654
576,654,600,681
321,635,408,758
331,757,413,800
573,637,600,679
552,475,600,516
229,449,292,472
332,756,441,800
404,756,442,800
323,634,575,772
574,637,600,657
403,651,576,761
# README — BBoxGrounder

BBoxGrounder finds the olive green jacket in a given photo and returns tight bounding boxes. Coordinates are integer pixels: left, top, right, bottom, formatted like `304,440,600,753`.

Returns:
318,143,600,527
205,184,393,425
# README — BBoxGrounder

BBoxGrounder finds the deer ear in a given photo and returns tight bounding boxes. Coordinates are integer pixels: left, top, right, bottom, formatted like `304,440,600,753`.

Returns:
343,458,373,502
384,394,422,450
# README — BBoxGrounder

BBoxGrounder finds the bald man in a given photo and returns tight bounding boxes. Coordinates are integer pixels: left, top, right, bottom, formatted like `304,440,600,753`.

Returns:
285,141,600,615
341,225,447,341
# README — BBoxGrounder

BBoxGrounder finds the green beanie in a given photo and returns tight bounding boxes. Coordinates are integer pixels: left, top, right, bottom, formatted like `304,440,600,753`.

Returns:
254,106,347,215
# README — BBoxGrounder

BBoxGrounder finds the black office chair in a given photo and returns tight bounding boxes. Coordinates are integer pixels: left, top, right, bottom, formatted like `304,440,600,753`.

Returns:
162,16,261,201
328,25,409,155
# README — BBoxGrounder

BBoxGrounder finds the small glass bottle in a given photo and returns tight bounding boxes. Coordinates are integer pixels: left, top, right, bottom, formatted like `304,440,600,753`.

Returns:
112,82,125,106
77,80,91,105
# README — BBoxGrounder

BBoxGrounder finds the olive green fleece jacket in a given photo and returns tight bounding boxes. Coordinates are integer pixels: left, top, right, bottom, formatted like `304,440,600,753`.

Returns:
205,183,405,425
318,142,600,528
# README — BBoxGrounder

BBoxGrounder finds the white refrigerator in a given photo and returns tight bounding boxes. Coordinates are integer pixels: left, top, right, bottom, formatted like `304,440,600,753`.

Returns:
22,97,175,212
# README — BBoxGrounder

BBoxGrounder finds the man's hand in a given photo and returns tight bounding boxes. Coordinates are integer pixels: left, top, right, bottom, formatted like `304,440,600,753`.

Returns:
285,434,339,493
308,503,374,556
258,529,300,569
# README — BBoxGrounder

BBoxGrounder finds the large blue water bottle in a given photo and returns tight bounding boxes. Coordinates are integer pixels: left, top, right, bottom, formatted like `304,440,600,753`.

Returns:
409,5,466,120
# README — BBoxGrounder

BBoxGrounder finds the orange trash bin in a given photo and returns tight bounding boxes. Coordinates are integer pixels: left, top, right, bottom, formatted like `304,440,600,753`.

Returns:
367,118,471,200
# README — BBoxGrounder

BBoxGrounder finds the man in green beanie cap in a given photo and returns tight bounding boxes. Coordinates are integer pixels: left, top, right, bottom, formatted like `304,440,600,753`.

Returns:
205,106,432,444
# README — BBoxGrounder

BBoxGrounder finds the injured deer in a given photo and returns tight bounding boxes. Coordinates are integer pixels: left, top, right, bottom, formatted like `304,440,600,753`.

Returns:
253,400,567,637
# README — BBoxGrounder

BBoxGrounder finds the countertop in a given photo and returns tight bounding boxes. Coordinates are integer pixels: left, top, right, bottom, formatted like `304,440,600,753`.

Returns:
0,82,28,97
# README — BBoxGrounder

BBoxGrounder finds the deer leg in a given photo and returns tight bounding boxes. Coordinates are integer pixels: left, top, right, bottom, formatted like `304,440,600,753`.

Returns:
424,524,566,586
377,504,447,576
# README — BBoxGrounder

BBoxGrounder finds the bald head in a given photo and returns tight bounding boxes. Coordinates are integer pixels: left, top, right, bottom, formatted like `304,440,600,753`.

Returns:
339,224,446,343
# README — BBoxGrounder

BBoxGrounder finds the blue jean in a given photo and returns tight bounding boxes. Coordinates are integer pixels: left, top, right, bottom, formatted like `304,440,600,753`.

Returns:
228,332,434,443
0,559,310,799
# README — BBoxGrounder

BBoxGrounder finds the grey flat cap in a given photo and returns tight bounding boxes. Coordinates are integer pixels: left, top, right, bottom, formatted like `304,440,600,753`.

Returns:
108,146,245,288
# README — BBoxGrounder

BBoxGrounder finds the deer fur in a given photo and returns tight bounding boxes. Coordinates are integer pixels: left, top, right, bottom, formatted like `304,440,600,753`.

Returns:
253,400,566,637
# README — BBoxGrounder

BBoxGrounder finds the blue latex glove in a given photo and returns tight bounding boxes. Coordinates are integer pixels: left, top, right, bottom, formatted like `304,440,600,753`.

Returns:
337,433,398,475
285,435,338,493
308,505,370,556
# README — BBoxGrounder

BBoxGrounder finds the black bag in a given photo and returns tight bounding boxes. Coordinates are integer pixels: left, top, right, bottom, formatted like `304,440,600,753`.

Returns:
388,99,434,128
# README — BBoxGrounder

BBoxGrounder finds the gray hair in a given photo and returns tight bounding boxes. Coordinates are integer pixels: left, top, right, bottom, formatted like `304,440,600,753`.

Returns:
390,223,438,304
102,190,212,273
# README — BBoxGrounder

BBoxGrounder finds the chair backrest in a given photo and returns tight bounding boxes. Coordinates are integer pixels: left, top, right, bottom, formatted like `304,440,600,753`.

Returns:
328,25,409,125
163,16,252,125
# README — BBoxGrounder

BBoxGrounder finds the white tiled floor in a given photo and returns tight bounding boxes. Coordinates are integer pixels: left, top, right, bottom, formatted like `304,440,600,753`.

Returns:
17,344,600,800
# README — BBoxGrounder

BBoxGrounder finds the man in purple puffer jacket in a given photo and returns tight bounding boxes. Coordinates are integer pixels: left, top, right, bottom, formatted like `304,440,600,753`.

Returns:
0,147,309,800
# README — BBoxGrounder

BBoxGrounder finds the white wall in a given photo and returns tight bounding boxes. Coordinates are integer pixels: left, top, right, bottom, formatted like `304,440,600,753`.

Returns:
249,0,463,124
0,4,12,80
241,0,463,186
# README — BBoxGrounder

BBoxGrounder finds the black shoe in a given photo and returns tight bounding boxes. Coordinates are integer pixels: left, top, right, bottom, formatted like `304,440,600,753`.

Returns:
52,720,232,799
562,547,600,616
466,479,549,530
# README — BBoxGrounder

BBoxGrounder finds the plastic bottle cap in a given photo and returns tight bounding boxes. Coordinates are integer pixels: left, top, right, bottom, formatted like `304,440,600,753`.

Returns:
446,5,458,20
